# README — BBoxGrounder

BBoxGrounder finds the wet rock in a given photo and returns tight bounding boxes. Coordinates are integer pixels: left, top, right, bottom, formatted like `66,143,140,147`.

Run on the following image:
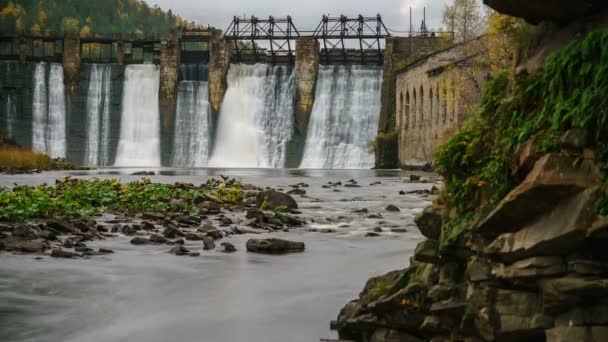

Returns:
414,206,443,240
287,188,306,195
320,228,337,233
354,208,369,214
373,227,383,233
410,175,421,181
367,214,383,219
189,252,200,257
390,228,408,233
246,238,305,254
130,237,150,245
98,248,114,254
149,234,170,244
169,245,190,256
385,205,400,212
75,247,94,253
344,184,361,188
220,242,237,253
202,236,215,250
13,226,39,240
399,190,406,195
51,248,79,258
1,238,48,253
63,239,74,248
141,212,165,221
370,181,382,186
173,239,185,245
218,216,233,226
414,239,440,264
131,171,155,176
162,225,184,239
197,201,221,215
175,215,201,226
365,232,381,237
46,220,81,235
185,233,205,241
256,190,298,209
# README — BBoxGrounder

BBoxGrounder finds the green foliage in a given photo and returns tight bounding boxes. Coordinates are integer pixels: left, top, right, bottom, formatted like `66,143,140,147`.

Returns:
373,131,399,168
0,177,209,221
210,181,243,204
436,26,608,225
271,206,288,219
0,0,196,36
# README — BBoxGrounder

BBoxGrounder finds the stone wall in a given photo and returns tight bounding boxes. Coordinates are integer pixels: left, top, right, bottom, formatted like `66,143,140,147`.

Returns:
375,36,444,168
159,34,181,164
208,36,231,113
62,36,81,95
395,37,487,167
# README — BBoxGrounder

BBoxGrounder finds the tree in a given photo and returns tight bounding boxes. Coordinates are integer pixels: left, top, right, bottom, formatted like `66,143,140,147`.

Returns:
442,0,485,42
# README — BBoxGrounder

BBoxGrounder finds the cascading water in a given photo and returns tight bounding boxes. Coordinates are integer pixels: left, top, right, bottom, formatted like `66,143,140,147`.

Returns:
84,64,112,166
171,80,211,167
114,65,161,167
300,65,382,169
208,64,295,168
31,62,67,158
5,92,16,138
181,64,208,82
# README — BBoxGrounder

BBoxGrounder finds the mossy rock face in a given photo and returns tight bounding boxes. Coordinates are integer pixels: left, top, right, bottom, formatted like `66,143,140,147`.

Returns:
373,131,398,169
415,207,443,240
414,239,440,264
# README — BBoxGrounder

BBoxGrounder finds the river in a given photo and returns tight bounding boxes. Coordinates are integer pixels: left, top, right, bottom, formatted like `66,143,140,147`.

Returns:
0,168,433,342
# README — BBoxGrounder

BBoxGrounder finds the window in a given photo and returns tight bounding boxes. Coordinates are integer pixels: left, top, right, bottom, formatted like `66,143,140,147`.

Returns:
412,89,417,128
419,86,424,128
399,92,404,131
429,87,434,126
442,83,448,124
405,91,410,129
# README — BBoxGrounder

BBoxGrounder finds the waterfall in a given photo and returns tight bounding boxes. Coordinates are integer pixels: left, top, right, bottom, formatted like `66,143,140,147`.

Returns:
84,64,112,166
300,65,382,169
31,63,67,158
208,64,295,168
171,80,211,167
181,64,208,82
114,65,161,167
5,92,16,138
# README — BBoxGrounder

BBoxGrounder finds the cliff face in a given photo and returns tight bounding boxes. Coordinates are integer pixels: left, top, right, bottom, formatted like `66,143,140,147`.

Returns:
336,3,608,341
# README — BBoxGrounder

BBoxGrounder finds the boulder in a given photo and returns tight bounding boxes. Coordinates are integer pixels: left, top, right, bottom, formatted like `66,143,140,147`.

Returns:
485,188,600,263
370,328,423,342
162,225,184,238
13,226,39,240
98,248,114,254
465,256,493,282
220,242,237,253
202,236,215,250
414,240,440,264
256,190,298,209
169,245,190,256
1,238,48,253
130,237,150,245
245,238,305,254
540,276,608,313
414,206,443,240
51,248,80,258
511,138,541,178
492,256,566,279
149,234,170,244
46,220,81,235
560,128,589,151
185,233,205,241
546,326,608,342
385,205,400,212
476,153,602,237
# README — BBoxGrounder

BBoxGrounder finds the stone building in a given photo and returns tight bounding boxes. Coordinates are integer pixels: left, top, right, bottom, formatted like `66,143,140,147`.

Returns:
395,37,488,167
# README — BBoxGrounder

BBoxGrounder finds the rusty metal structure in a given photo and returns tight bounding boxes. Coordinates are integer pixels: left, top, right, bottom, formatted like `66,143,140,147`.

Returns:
224,14,391,64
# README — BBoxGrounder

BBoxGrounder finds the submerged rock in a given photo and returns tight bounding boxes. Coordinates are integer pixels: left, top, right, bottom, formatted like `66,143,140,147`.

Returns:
245,238,305,254
220,242,237,253
51,248,79,258
202,237,215,250
385,205,400,212
169,245,190,256
256,190,298,209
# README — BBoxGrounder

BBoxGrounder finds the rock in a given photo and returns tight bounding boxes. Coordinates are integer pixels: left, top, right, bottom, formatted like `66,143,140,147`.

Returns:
98,248,114,254
185,233,205,241
131,171,155,176
399,190,406,195
51,248,79,258
13,226,39,240
1,238,48,253
175,215,202,226
410,175,421,181
39,230,58,241
162,225,184,238
75,247,94,253
385,205,400,212
540,276,608,313
130,237,150,245
476,153,602,237
493,256,566,279
353,208,369,214
414,206,443,240
466,256,493,282
46,220,81,235
370,181,382,186
149,234,170,244
256,190,298,209
561,128,589,153
373,227,383,233
344,184,361,188
173,239,185,245
370,328,423,342
365,232,380,237
141,212,165,221
390,228,408,233
287,188,306,195
197,201,221,214
546,326,608,342
220,242,237,253
414,239,440,264
245,238,305,254
320,228,337,233
63,239,74,248
485,188,601,263
202,237,215,250
367,214,383,219
169,245,190,256
189,252,200,257
511,137,540,178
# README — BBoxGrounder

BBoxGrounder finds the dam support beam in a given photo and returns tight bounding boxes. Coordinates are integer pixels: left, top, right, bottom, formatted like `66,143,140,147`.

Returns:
287,37,320,168
209,35,231,113
62,35,81,95
159,33,181,165
375,36,443,168
116,41,125,65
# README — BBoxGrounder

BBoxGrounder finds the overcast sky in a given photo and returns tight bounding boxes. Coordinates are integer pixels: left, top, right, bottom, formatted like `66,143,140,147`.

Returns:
146,0,452,35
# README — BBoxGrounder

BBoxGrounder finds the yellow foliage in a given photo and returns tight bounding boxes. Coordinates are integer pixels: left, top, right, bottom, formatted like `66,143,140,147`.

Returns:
37,9,47,24
0,146,52,169
484,12,528,75
31,23,41,34
80,25,92,37
62,17,80,34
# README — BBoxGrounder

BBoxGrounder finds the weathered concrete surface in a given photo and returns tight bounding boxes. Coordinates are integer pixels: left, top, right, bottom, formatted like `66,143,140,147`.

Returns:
208,36,231,113
62,35,81,94
159,34,181,130
376,36,443,168
294,37,320,136
116,41,125,65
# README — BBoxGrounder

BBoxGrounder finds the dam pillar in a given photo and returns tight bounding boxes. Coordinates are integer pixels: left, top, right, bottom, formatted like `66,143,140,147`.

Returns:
208,34,231,113
62,35,81,95
116,41,125,65
159,32,181,166
18,38,27,65
286,37,320,168
375,36,444,168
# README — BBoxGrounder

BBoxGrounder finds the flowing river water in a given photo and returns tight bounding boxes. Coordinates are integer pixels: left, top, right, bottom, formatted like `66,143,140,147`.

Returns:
0,169,433,342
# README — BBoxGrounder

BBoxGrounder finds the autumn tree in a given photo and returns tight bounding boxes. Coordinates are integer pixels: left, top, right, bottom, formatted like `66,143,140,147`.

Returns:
442,0,485,42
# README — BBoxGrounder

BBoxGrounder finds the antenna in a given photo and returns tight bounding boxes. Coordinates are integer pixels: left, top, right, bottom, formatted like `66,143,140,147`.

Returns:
409,7,412,37
420,7,429,36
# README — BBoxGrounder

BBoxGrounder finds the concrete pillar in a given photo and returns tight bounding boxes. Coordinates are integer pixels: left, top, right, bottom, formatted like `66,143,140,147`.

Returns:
159,34,181,130
116,41,125,65
208,36,231,113
18,38,27,65
294,37,320,136
62,35,81,94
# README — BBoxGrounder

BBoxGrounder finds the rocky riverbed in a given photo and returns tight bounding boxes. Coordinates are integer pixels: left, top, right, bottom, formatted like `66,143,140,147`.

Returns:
0,168,436,342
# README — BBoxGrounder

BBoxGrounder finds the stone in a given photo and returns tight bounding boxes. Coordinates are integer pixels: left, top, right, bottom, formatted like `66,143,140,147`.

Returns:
51,248,79,258
540,276,608,313
365,232,380,237
63,239,74,248
246,238,305,254
485,188,601,263
385,205,400,212
220,242,237,253
202,236,215,250
390,228,408,233
414,206,443,240
370,328,423,342
189,252,201,257
1,238,48,253
169,245,190,256
546,326,608,342
46,220,81,235
185,233,205,241
344,184,361,188
287,188,306,195
410,175,421,181
130,237,150,245
175,215,202,226
131,171,155,176
476,153,602,237
13,226,39,240
492,256,565,279
414,239,440,264
256,190,298,209
560,128,589,151
196,201,221,214
149,234,170,244
465,256,492,282
511,137,540,178
163,225,184,238
38,230,57,241
98,248,114,254
353,208,369,214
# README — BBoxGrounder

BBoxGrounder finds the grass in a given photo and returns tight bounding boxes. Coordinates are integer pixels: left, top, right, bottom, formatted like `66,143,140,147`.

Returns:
0,146,55,170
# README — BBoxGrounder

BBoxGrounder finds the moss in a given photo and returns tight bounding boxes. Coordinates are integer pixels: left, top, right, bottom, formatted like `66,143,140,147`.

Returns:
373,131,399,168
435,26,608,232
